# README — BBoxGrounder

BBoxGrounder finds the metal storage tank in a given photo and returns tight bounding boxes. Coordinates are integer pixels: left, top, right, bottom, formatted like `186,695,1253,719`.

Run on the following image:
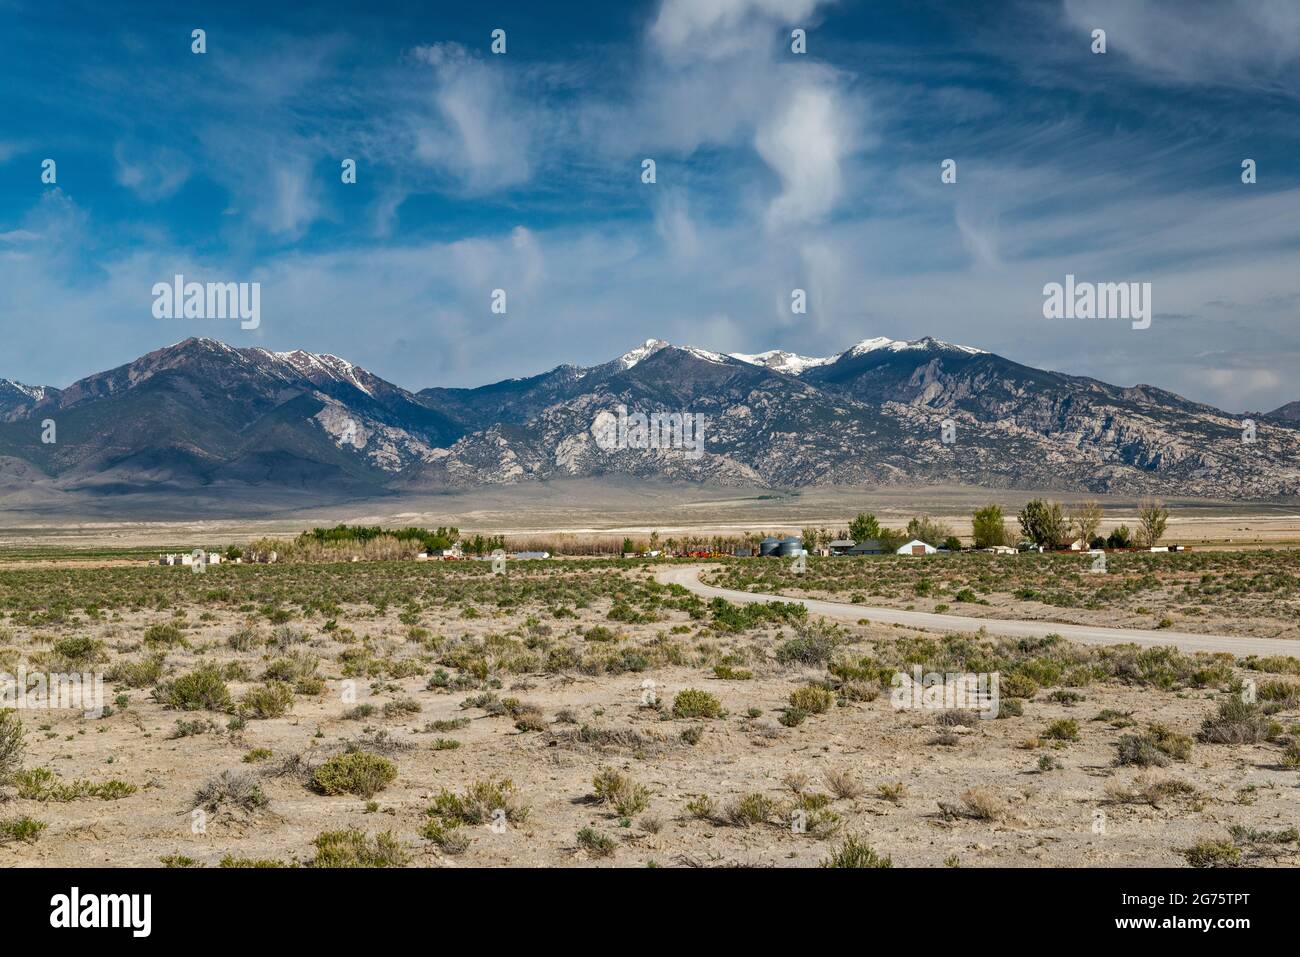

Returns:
759,536,781,557
777,537,804,557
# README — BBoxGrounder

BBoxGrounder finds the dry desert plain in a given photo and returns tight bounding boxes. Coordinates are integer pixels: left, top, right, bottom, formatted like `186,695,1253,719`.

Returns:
0,544,1298,868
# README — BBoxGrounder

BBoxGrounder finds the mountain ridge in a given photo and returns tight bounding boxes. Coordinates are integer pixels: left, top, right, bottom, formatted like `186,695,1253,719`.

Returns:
1,335,1297,505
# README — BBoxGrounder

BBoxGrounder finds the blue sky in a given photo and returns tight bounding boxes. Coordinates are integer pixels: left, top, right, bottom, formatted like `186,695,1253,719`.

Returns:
2,0,1299,412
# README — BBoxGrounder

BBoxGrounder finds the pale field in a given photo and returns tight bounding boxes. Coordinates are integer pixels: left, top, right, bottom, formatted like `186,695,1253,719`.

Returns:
3,481,1299,555
1,559,1298,868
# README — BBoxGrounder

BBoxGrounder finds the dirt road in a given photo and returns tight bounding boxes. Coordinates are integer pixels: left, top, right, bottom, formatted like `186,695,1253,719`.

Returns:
657,565,1298,657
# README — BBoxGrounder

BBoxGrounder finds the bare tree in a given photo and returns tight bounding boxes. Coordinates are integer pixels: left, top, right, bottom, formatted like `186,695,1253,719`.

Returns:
1137,498,1169,547
1069,500,1104,545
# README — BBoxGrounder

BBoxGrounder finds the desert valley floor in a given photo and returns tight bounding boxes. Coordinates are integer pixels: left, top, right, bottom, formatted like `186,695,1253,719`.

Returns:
1,550,1298,868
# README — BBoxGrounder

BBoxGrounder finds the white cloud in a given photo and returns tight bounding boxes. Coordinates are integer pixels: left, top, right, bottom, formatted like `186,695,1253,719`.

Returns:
114,142,192,202
755,82,850,231
651,0,828,60
408,43,534,190
261,160,322,238
1063,0,1300,91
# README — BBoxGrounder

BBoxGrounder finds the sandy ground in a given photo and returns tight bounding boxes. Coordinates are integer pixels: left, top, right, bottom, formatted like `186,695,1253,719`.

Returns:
2,569,1297,868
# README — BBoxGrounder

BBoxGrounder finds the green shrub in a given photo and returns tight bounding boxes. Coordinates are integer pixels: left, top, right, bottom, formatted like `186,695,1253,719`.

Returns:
154,664,232,712
1000,674,1039,699
227,625,263,651
789,686,836,715
997,698,1024,719
592,767,650,817
262,652,320,693
713,665,753,680
427,777,528,826
1182,838,1241,868
193,770,269,813
0,709,23,784
310,828,408,868
143,623,185,646
382,697,421,717
779,707,808,727
773,620,839,665
239,681,295,719
310,751,397,798
576,826,617,857
1042,719,1079,741
219,855,290,868
1198,697,1278,745
14,767,136,801
421,817,470,854
672,689,723,719
106,653,166,689
820,835,893,868
52,636,104,664
0,815,46,845
725,792,776,827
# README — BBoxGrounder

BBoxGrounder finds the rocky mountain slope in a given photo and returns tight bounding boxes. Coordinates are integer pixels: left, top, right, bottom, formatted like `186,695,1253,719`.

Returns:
1,335,1297,503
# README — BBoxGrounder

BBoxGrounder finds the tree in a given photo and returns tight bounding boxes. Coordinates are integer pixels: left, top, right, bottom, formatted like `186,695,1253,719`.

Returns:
877,527,908,552
942,535,962,552
1137,498,1169,547
1069,500,1104,545
848,513,881,543
622,537,635,555
1018,499,1068,548
906,515,954,547
971,505,1009,548
1106,525,1132,549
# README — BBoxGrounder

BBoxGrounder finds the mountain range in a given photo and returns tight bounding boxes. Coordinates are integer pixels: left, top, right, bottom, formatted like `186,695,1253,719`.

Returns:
2,335,1298,510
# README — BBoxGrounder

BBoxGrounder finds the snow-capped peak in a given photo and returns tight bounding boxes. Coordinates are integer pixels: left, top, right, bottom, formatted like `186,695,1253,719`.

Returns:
728,349,836,375
847,336,986,357
0,378,47,400
618,339,671,369
611,334,987,377
683,345,728,364
261,348,376,396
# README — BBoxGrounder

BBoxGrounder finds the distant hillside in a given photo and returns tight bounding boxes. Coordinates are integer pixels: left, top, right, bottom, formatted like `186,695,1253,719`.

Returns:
1267,401,1300,424
1,334,1297,508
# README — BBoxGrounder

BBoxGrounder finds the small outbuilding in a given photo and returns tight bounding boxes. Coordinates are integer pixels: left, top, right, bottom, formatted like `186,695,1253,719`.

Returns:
896,539,938,556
